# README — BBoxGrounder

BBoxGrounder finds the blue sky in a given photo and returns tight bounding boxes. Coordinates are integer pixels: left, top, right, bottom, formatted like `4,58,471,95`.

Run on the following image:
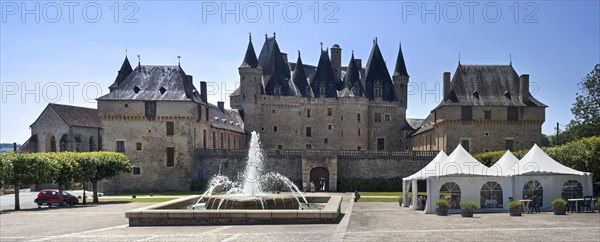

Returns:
1,1,599,143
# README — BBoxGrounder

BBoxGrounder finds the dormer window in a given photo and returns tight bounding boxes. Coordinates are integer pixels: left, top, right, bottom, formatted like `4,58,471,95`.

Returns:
504,91,511,99
473,91,479,99
159,87,166,94
133,86,140,94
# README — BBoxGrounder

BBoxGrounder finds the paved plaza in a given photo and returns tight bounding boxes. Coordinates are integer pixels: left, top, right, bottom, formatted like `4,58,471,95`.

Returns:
1,193,599,241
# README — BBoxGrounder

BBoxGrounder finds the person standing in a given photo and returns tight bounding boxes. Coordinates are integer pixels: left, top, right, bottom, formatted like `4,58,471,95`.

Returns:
302,181,307,192
310,181,315,192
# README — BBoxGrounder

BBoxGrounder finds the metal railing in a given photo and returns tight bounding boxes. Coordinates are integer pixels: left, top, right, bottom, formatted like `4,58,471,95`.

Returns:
195,148,438,158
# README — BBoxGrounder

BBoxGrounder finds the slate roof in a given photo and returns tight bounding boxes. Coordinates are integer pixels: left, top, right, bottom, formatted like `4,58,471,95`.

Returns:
393,44,409,77
98,65,204,103
310,50,338,98
240,37,258,68
402,118,424,130
436,64,546,109
292,52,310,97
411,112,435,136
209,103,245,133
342,53,364,97
364,41,396,101
109,56,133,92
257,37,295,96
33,103,102,128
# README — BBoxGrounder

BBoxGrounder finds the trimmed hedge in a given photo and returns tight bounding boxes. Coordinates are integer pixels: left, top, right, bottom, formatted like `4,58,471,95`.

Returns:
337,178,403,192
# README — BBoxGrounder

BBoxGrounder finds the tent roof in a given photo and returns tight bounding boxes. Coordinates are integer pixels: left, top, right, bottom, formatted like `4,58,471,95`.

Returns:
516,144,588,176
436,145,489,177
403,151,448,180
488,150,521,177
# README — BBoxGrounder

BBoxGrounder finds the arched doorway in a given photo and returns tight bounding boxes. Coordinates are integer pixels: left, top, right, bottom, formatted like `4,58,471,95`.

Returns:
480,181,503,208
440,182,461,209
45,133,56,152
310,167,329,192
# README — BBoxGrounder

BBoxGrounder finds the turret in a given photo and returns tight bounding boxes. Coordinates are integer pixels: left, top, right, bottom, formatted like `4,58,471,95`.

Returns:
331,44,342,84
109,56,133,92
234,34,263,110
392,43,409,107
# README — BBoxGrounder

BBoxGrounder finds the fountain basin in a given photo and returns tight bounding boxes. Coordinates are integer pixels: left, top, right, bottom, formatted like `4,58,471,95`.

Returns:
205,194,301,210
125,194,342,226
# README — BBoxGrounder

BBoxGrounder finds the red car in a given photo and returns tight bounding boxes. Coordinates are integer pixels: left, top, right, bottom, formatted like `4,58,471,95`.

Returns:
34,189,79,208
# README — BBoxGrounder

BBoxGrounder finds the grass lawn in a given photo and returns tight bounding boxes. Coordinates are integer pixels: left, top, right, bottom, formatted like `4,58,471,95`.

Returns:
358,192,427,197
358,197,400,202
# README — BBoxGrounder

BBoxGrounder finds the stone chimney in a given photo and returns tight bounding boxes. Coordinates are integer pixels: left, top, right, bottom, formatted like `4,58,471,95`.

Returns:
443,72,451,100
519,74,530,102
200,81,207,103
218,101,225,111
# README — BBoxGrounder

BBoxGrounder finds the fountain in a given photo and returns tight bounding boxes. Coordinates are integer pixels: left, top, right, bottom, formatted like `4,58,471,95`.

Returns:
190,132,308,210
125,132,343,226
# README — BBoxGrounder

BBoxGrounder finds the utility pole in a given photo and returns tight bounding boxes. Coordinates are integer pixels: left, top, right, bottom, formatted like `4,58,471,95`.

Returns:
556,122,560,146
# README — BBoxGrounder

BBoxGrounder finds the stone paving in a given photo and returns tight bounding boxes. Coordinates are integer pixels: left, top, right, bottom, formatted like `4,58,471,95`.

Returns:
1,193,599,241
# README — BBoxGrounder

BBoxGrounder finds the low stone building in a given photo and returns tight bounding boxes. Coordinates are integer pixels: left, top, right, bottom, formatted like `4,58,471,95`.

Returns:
25,103,102,153
411,64,547,154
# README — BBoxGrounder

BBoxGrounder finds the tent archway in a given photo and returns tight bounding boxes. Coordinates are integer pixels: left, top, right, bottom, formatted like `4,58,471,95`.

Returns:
439,182,461,209
480,181,503,208
523,180,543,205
561,180,583,199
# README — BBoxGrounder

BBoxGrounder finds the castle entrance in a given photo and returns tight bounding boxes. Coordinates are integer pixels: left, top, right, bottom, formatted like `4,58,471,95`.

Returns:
310,167,329,192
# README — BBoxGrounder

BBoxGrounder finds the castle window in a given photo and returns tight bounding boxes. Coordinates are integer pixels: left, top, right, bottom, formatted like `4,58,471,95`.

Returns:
220,133,224,148
357,113,361,122
203,130,207,149
377,138,385,151
261,126,265,131
278,145,283,150
306,127,312,137
484,110,491,120
328,124,332,130
273,126,278,132
461,139,471,153
307,109,311,118
358,146,361,150
505,138,514,151
89,137,94,152
136,143,142,151
507,107,518,121
272,109,275,113
374,113,382,123
166,122,174,136
341,115,344,121
461,106,472,120
484,132,490,137
306,144,312,150
205,107,209,121
116,140,125,153
324,138,328,144
133,167,141,175
145,102,156,118
327,108,332,116
358,128,361,136
384,114,391,122
166,147,175,167
212,131,216,149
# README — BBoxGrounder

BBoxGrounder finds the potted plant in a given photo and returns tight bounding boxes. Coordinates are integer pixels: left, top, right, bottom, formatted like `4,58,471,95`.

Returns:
460,200,477,217
508,200,522,216
552,198,567,215
435,199,449,216
398,197,403,207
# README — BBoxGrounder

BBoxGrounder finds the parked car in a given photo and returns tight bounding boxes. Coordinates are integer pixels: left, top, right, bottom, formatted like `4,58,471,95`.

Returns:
34,189,79,208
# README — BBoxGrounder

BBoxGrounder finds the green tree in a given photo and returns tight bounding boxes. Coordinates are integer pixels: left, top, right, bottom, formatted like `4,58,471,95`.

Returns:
91,152,132,203
43,152,78,206
568,64,600,139
0,153,13,192
4,154,57,210
74,153,99,205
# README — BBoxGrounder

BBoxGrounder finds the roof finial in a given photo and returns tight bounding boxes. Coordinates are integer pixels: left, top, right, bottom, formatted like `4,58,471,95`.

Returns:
177,56,181,67
137,54,141,70
265,33,268,40
320,42,323,51
125,49,128,56
273,32,276,39
249,32,252,41
509,53,512,66
297,50,301,57
351,50,354,57
458,52,461,65
375,37,378,44
399,41,401,48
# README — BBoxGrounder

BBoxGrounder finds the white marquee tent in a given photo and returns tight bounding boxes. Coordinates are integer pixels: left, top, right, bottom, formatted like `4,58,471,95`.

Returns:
409,144,594,214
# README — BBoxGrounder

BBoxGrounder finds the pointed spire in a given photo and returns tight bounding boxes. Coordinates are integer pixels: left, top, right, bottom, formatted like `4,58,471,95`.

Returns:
364,39,395,101
110,54,134,91
240,34,258,68
344,51,362,97
393,41,409,77
310,48,336,98
177,56,181,67
293,51,309,97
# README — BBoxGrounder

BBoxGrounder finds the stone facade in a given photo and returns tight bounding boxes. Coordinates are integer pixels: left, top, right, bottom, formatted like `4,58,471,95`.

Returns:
28,103,102,153
231,35,411,151
411,65,547,154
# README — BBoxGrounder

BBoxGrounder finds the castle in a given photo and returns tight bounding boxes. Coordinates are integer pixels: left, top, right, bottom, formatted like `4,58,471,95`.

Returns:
22,34,546,192
230,35,411,151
